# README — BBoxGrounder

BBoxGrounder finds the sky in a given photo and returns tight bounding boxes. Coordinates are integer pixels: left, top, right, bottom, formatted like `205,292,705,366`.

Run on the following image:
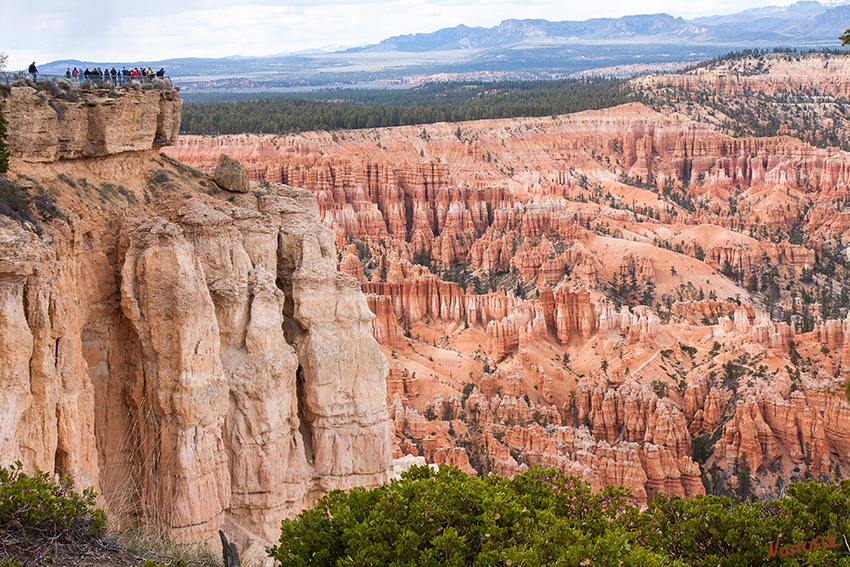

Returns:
1,0,805,70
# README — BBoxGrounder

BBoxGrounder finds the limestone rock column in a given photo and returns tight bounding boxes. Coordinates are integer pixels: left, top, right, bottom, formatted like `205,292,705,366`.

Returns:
120,219,231,543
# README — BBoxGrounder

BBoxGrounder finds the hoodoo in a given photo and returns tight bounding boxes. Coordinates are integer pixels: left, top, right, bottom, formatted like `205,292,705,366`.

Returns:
165,57,850,504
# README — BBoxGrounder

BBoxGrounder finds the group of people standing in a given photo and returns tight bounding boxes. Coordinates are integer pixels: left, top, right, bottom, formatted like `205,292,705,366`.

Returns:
64,66,166,85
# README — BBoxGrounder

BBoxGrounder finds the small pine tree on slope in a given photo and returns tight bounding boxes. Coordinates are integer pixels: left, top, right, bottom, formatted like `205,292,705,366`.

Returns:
0,104,9,174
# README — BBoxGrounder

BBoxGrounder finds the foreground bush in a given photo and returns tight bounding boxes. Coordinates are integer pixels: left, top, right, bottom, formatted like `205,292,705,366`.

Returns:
632,481,850,567
270,465,676,567
0,461,105,541
0,463,219,566
270,465,850,567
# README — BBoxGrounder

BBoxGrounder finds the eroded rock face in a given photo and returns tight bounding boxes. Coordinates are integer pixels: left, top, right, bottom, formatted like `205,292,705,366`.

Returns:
163,104,850,502
119,218,232,539
3,86,181,161
637,53,850,98
0,152,390,546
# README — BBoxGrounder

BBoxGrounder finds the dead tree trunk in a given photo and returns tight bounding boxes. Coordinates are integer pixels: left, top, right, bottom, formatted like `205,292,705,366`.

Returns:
219,530,241,567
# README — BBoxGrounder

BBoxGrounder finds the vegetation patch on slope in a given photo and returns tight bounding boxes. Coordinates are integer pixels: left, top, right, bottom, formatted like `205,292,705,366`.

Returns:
271,464,850,567
0,462,215,567
635,49,850,150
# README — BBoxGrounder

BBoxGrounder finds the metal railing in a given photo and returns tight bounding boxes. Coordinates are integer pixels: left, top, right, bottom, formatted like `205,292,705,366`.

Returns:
1,71,171,87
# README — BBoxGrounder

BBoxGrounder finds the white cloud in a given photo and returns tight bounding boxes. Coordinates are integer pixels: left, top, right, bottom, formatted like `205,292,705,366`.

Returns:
1,0,801,70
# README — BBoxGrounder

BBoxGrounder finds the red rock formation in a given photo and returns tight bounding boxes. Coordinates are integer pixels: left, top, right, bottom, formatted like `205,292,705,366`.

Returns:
554,287,596,342
639,53,850,98
367,294,405,347
161,89,850,503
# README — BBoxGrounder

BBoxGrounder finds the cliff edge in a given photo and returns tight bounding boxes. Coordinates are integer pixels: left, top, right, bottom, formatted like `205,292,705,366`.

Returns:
0,85,391,551
3,84,181,161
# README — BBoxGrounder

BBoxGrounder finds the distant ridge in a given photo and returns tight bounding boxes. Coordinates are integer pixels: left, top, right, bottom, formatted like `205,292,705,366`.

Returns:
347,15,711,53
348,1,849,53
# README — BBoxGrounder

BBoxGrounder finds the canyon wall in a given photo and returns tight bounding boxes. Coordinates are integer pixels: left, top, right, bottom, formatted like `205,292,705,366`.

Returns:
0,86,390,549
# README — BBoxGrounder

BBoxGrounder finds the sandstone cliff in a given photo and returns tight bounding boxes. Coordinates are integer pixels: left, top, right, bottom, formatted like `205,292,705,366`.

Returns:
0,85,390,548
4,85,181,161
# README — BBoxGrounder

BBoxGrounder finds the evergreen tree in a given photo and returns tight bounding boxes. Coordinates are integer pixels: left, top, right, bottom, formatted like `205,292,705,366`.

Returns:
0,103,9,174
736,454,752,501
179,78,634,136
746,272,759,294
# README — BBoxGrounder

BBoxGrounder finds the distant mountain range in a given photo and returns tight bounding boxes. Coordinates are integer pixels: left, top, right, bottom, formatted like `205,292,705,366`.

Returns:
38,1,850,92
349,16,706,53
349,1,850,53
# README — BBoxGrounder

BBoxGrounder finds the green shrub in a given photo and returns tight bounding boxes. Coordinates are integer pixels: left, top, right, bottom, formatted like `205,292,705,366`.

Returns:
628,479,850,567
136,560,187,567
271,465,850,567
0,461,105,542
269,465,668,567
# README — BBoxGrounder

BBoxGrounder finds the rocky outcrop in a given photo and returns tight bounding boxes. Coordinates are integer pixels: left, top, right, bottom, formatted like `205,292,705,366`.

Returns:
3,85,181,161
0,147,390,546
386,373,703,507
714,383,847,477
684,375,731,436
494,420,702,506
570,376,702,501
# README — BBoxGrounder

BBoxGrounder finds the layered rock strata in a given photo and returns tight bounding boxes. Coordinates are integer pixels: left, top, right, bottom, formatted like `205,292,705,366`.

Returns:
165,101,850,500
4,85,181,161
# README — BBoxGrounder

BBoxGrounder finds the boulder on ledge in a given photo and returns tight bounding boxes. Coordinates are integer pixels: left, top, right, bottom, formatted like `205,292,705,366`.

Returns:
214,153,250,193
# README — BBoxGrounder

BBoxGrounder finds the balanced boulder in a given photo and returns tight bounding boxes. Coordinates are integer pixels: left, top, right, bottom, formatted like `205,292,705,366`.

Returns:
214,153,249,193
